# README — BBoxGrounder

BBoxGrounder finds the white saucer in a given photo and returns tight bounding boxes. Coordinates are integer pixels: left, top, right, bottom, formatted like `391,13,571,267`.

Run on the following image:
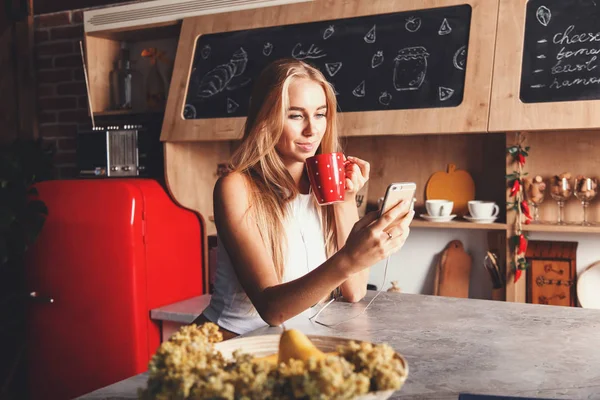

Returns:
420,214,456,222
464,215,497,223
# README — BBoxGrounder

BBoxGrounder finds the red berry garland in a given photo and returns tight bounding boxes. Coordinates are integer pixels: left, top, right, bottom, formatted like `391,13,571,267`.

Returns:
507,133,530,283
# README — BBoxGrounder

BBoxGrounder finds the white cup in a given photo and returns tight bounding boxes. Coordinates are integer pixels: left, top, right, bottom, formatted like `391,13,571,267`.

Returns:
468,200,499,219
425,199,454,216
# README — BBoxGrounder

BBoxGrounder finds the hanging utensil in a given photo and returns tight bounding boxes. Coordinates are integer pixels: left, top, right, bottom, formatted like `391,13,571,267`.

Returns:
483,251,504,289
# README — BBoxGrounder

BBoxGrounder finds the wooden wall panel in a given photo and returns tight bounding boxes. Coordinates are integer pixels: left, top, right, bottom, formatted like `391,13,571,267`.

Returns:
164,141,234,236
164,133,507,237
84,35,120,115
343,133,506,217
161,0,500,141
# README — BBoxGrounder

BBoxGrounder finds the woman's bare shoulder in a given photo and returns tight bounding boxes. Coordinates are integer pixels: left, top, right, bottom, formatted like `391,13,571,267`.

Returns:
214,171,252,215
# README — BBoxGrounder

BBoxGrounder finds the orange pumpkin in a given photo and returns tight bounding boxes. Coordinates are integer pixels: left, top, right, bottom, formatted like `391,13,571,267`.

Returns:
425,163,475,216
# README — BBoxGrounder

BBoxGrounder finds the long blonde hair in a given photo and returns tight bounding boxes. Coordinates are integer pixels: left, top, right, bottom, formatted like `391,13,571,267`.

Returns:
230,58,341,281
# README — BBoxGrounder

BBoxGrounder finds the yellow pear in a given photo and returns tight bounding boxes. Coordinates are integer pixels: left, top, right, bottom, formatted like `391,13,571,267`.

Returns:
253,350,337,365
278,329,326,363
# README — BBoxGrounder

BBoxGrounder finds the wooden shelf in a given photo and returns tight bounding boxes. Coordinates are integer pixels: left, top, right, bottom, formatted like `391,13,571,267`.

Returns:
522,223,600,234
411,219,507,230
85,28,178,121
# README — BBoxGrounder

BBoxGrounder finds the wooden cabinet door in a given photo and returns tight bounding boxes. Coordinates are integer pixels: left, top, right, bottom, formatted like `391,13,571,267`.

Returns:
162,0,500,141
490,0,600,132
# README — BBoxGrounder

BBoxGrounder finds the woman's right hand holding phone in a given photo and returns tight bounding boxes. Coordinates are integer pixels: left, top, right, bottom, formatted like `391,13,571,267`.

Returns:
339,200,414,275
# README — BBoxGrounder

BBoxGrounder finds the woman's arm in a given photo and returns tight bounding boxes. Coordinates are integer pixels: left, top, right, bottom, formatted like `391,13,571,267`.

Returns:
214,171,411,327
334,156,371,302
334,201,368,302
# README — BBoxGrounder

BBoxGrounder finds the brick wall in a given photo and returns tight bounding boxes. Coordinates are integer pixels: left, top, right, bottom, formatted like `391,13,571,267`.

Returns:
34,10,88,178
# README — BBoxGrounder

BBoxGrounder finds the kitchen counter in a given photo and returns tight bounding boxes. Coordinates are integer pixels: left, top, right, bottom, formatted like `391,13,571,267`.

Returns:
78,292,600,399
150,294,212,323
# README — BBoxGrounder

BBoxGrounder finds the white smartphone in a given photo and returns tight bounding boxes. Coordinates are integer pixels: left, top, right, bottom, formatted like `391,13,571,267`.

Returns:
378,182,417,218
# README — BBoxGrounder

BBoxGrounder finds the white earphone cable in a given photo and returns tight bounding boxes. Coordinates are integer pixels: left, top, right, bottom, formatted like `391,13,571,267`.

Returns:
309,254,390,327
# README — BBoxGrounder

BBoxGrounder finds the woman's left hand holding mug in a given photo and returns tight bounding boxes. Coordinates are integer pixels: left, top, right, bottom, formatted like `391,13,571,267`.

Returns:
343,156,370,202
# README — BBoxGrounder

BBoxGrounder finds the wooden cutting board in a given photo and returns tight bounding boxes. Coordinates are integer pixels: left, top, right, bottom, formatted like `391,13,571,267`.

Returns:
425,164,475,216
434,240,472,298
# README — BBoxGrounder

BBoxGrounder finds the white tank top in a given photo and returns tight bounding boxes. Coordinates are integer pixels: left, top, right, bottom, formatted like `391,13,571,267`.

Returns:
202,193,327,334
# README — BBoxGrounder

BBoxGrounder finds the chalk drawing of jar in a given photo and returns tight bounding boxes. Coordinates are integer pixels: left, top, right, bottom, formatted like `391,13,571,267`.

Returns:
393,46,429,91
196,47,249,98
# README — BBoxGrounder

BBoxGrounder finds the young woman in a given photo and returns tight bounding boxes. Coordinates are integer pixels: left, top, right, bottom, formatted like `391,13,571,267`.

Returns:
196,58,414,338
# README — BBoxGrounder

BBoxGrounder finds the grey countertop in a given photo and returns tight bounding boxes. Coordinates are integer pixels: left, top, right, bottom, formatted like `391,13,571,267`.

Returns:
150,295,212,324
78,292,600,399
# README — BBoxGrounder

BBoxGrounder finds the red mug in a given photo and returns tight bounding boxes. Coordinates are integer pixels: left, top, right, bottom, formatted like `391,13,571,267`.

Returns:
305,152,346,205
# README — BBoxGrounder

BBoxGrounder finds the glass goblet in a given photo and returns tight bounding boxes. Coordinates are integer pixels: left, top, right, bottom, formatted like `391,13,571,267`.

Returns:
550,176,572,225
525,176,546,223
574,176,598,226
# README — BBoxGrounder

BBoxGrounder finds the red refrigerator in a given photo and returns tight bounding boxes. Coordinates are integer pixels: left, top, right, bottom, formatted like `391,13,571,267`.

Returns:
25,179,205,400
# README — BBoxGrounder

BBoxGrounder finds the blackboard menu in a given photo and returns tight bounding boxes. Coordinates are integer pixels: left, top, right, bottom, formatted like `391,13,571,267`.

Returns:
520,0,600,103
183,5,472,119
